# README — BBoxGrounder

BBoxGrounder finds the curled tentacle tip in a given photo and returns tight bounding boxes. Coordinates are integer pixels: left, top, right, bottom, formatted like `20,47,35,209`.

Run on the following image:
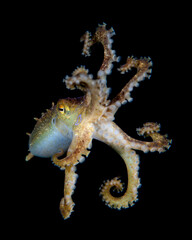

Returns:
136,122,161,136
99,177,124,196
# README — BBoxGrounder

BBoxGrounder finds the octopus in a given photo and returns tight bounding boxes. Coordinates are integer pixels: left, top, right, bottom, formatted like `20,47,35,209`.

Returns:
26,23,171,219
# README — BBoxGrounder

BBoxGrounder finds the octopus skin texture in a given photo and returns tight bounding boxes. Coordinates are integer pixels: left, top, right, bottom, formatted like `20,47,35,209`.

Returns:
26,23,172,219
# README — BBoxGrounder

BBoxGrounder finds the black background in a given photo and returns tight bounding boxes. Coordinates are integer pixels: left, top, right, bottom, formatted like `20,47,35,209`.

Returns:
7,3,180,237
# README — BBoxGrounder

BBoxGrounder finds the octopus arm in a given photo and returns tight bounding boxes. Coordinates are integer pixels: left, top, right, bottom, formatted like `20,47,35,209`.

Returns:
104,56,153,119
52,123,93,169
80,23,119,77
94,121,171,209
60,164,78,219
94,122,141,208
64,66,110,118
127,122,172,153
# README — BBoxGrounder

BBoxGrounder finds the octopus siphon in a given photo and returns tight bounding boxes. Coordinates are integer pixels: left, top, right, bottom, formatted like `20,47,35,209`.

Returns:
26,23,171,219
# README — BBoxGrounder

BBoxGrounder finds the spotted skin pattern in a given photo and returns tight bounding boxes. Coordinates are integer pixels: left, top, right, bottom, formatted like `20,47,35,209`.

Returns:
26,23,171,219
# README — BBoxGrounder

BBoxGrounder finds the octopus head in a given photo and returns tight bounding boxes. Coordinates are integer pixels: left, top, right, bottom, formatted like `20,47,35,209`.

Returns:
26,97,85,161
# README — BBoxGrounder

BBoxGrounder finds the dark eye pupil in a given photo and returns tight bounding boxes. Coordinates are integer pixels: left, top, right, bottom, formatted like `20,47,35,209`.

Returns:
59,107,64,111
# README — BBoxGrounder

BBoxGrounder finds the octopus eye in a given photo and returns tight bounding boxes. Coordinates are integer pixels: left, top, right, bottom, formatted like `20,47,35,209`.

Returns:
58,105,65,114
